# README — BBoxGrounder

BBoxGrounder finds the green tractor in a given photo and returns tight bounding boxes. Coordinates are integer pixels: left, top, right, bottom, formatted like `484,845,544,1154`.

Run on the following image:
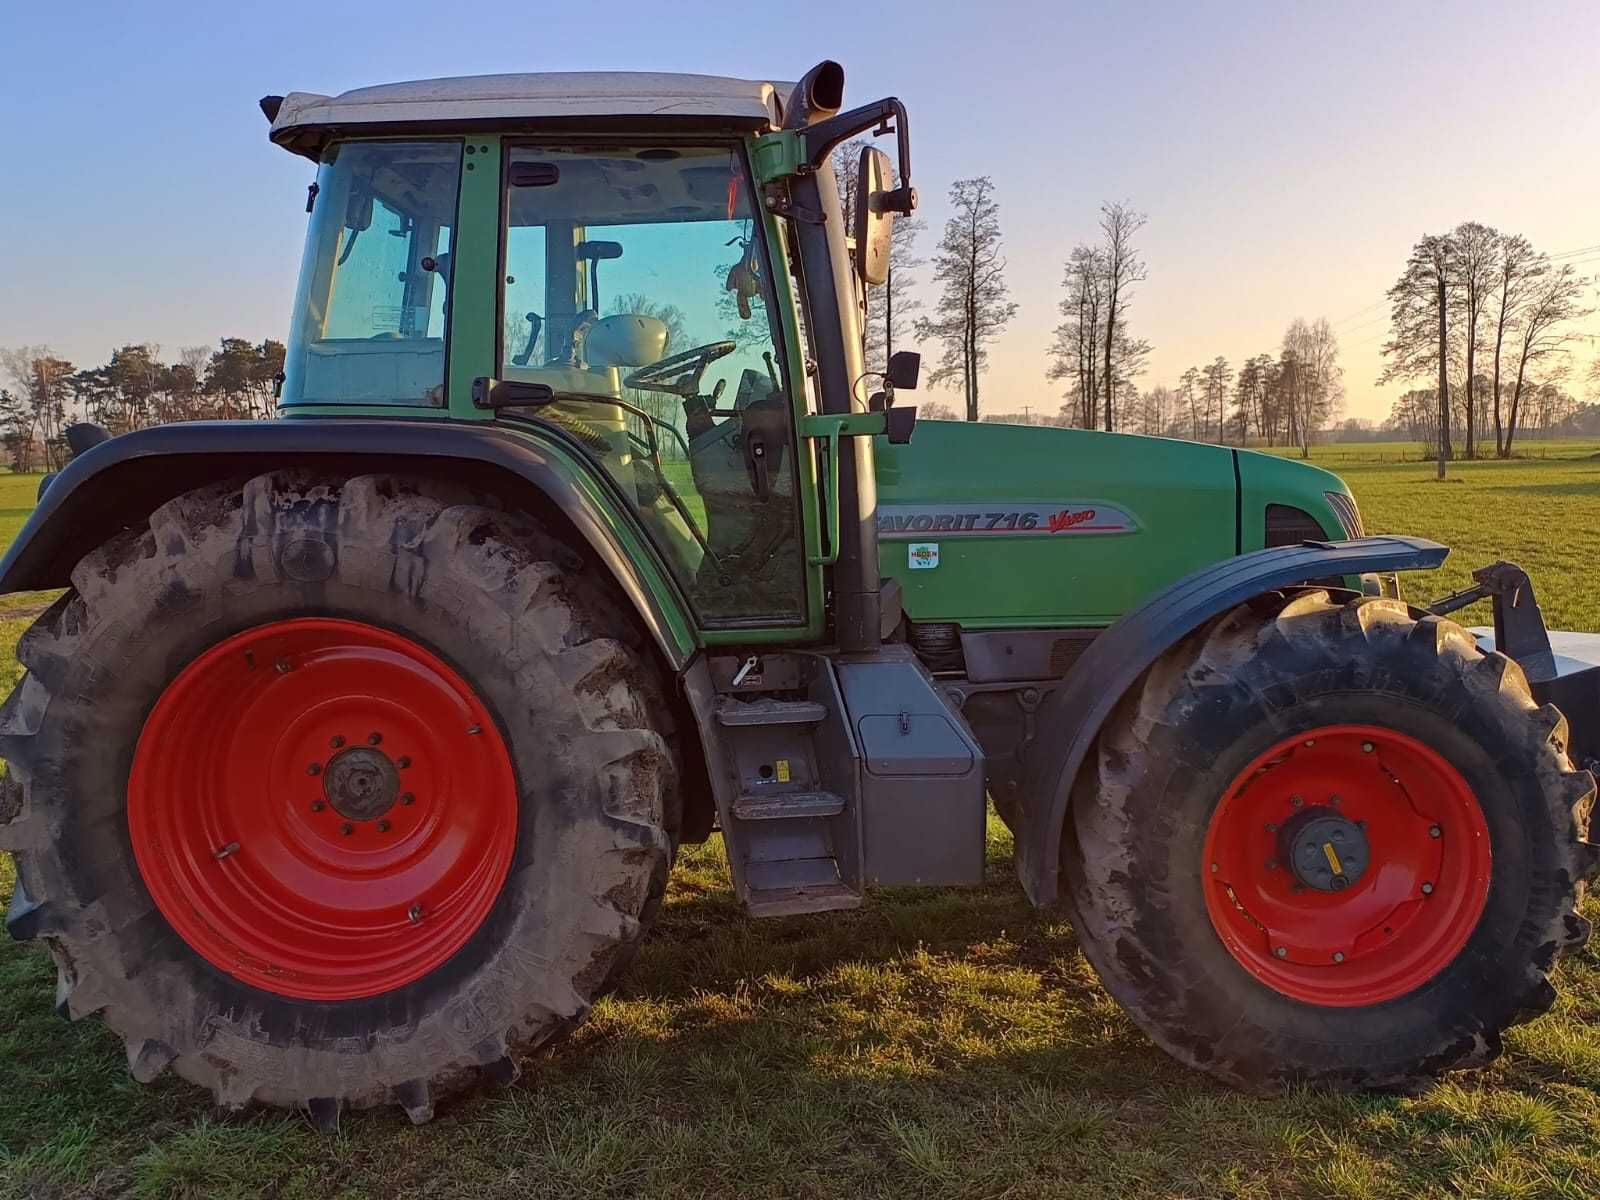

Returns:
4,61,1598,1128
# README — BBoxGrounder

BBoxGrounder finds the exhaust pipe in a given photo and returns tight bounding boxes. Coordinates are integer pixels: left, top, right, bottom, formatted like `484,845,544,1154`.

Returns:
782,60,845,129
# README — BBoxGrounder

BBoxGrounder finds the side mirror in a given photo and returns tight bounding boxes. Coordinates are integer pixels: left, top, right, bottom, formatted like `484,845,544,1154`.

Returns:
886,350,920,391
870,350,922,411
853,146,895,286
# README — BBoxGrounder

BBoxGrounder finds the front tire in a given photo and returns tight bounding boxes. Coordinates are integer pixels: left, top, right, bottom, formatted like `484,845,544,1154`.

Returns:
0,471,679,1124
1064,590,1595,1091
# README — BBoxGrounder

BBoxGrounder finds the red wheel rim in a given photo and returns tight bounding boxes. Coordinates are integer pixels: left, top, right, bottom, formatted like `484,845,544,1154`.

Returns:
128,618,518,1001
1202,724,1490,1006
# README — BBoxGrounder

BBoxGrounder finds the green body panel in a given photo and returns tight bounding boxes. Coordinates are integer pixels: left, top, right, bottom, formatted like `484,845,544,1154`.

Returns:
873,422,1346,629
1234,448,1349,551
446,136,504,422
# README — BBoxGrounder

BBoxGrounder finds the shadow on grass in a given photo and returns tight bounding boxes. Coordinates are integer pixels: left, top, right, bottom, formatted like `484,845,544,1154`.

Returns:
5,838,1600,1199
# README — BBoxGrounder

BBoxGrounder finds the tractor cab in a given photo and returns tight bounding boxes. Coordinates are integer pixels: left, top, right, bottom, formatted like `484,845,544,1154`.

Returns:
269,66,915,636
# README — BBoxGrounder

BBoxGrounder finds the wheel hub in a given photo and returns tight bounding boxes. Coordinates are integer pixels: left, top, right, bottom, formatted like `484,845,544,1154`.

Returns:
1279,807,1368,892
322,746,401,823
1201,724,1491,1006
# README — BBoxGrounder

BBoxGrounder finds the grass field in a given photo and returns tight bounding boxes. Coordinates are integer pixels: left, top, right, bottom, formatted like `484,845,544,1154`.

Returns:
3,443,1600,1199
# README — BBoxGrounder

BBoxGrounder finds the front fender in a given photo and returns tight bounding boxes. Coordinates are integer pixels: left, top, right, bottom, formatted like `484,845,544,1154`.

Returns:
1015,536,1450,907
0,419,699,668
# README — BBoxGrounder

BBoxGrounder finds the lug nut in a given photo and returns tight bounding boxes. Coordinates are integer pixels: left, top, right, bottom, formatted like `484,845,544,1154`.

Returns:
1421,882,1434,895
1304,739,1316,747
467,724,483,735
307,762,322,777
1264,822,1277,833
1361,741,1374,753
377,820,391,833
368,732,383,746
310,800,325,812
1329,794,1342,807
397,756,411,769
341,822,355,836
1210,862,1219,873
1274,946,1288,958
401,792,415,806
408,902,423,924
330,735,346,749
1332,951,1345,963
1290,795,1304,808
1266,859,1278,871
1429,825,1441,839
275,658,292,674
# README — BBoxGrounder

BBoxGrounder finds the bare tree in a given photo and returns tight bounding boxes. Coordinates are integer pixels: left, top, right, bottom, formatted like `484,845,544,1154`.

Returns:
1452,222,1499,459
1098,202,1148,432
1282,319,1343,458
1382,235,1456,478
1487,233,1538,457
0,346,76,468
1140,384,1175,437
1178,366,1202,440
915,177,1018,421
1045,245,1105,428
1202,356,1234,444
1503,261,1589,456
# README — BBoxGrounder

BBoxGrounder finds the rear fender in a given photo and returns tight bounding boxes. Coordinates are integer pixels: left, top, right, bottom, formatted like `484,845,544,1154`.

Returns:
0,419,699,668
1015,536,1450,906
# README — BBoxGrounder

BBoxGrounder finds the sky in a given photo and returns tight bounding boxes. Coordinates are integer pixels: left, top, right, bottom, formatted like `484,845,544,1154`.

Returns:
2,0,1597,423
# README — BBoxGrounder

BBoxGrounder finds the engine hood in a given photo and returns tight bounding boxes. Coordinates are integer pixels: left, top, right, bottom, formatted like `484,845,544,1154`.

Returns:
872,420,1241,627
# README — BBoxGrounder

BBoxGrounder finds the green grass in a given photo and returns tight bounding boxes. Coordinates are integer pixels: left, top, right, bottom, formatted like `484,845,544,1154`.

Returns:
2,448,1600,1199
1274,438,1600,632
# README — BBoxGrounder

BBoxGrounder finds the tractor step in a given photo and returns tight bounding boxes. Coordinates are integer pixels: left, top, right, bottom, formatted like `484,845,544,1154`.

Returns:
746,881,862,919
714,697,827,727
732,789,846,821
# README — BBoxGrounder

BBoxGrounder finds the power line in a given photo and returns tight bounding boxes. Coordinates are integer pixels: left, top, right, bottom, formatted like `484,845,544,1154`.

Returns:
1332,298,1388,327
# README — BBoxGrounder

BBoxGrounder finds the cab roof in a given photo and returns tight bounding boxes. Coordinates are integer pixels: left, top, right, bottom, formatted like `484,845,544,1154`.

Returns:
267,71,794,159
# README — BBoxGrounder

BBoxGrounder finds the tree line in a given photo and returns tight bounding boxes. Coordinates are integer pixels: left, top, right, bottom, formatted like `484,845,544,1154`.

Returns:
909,182,1348,454
1380,222,1591,474
0,340,285,471
888,178,1600,458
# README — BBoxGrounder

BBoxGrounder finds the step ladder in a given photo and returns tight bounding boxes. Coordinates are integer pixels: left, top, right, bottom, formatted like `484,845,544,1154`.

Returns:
709,684,862,917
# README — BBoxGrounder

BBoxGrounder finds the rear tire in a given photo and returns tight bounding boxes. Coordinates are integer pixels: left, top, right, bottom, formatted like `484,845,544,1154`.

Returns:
0,471,680,1124
1064,590,1595,1092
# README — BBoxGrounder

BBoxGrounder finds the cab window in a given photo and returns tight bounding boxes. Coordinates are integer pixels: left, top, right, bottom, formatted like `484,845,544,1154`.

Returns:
499,143,803,624
282,140,462,407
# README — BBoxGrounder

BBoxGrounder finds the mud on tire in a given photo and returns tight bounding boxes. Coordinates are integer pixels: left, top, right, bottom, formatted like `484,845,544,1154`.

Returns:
1064,590,1596,1092
0,471,681,1125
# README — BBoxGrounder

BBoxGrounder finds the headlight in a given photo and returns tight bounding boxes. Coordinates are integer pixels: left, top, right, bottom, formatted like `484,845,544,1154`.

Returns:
1324,491,1364,539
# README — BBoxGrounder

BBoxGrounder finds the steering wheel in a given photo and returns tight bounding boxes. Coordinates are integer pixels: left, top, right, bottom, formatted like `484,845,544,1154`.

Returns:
624,340,737,398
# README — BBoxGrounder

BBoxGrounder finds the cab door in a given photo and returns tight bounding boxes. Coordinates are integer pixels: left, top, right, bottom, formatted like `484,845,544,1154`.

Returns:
483,137,826,642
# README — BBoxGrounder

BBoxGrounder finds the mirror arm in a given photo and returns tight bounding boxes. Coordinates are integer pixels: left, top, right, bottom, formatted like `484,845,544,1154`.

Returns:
800,97,914,203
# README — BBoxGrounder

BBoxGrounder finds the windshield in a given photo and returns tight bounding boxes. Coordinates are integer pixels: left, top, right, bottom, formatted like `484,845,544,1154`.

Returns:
281,140,463,407
499,142,804,624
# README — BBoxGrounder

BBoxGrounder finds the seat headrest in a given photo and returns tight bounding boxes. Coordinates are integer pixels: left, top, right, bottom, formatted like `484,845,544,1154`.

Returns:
585,314,670,368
